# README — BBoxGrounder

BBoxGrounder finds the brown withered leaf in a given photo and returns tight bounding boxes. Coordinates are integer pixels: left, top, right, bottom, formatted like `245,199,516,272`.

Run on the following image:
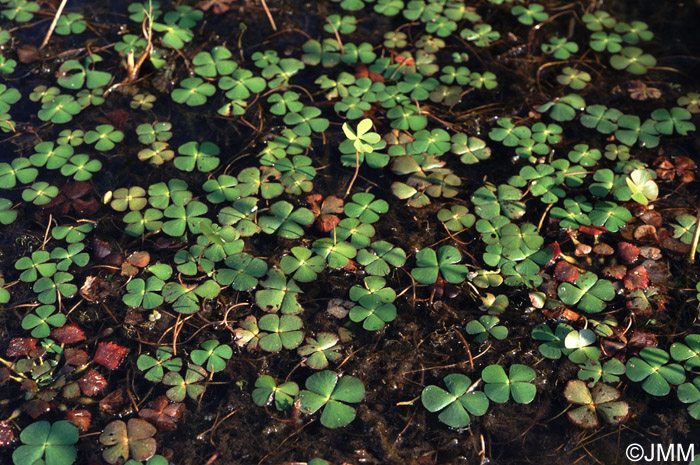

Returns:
643,260,670,283
633,225,658,243
639,246,662,260
628,80,661,101
100,389,127,415
593,243,614,256
639,210,663,227
80,275,112,302
138,396,184,431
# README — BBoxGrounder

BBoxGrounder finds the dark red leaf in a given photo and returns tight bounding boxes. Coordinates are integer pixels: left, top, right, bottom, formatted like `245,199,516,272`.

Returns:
94,342,128,370
553,261,579,283
63,181,92,200
602,265,627,280
29,346,47,359
79,370,108,396
66,409,92,432
0,367,9,387
51,323,86,344
624,266,649,290
593,243,614,256
98,109,130,128
6,338,37,357
618,242,640,263
64,348,89,366
23,399,51,419
72,197,100,216
0,421,13,446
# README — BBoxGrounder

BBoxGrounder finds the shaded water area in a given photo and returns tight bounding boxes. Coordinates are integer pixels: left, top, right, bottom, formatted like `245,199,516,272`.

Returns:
1,1,700,465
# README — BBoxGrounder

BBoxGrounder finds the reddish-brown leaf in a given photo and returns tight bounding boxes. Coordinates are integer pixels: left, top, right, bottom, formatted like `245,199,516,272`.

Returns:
602,265,627,280
65,348,89,366
675,156,696,183
593,243,614,256
553,261,579,283
575,243,592,256
6,338,37,357
624,266,649,290
578,225,607,236
63,181,92,199
654,156,675,180
544,241,561,266
315,214,340,233
79,370,108,396
617,242,640,263
23,399,51,419
16,44,39,63
71,197,100,216
66,409,92,432
0,421,13,446
355,63,369,79
51,323,86,344
0,367,9,387
99,389,127,415
98,109,130,128
127,251,150,268
94,342,128,370
138,396,184,432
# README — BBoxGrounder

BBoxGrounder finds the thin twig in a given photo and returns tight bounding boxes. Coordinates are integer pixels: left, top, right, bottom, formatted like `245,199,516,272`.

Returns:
260,0,277,31
689,208,700,263
40,0,68,49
